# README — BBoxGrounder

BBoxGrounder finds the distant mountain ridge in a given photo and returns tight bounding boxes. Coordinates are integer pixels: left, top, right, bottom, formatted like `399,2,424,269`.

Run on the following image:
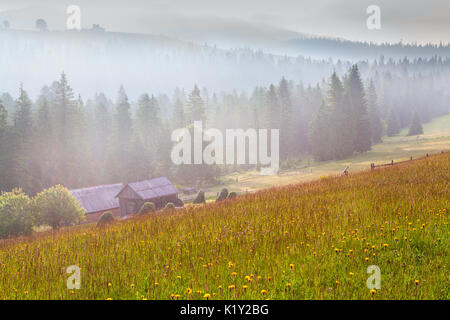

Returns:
0,27,449,99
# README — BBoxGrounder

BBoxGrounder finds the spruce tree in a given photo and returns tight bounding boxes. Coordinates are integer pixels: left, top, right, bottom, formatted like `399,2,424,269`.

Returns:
0,100,8,136
115,86,133,146
186,85,206,124
136,93,161,166
14,84,33,143
264,84,280,129
52,72,80,187
32,96,53,191
112,86,133,181
0,100,13,191
344,65,371,153
171,98,185,130
13,84,34,193
366,80,383,143
0,93,14,121
407,110,423,136
328,72,354,159
278,77,293,159
92,93,112,183
309,101,333,161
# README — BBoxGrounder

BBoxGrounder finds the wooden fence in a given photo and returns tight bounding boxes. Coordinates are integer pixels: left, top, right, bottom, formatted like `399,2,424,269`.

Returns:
370,151,447,170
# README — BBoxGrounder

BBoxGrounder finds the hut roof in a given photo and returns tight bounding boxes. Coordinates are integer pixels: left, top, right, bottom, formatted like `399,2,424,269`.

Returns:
70,183,123,214
116,177,178,200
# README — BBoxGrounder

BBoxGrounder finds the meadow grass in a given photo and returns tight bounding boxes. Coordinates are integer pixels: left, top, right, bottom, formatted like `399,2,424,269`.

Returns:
0,153,448,300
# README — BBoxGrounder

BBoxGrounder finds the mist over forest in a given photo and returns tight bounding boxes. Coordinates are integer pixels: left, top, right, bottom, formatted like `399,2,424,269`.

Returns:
1,29,450,99
0,27,449,195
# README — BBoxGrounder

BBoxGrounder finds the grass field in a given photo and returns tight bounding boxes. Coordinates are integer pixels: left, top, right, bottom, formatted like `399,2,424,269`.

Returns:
197,114,450,197
0,152,448,300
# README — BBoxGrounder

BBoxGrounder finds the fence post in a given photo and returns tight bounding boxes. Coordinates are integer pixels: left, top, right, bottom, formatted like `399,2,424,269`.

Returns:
410,156,413,161
371,163,374,170
391,160,394,165
426,153,429,157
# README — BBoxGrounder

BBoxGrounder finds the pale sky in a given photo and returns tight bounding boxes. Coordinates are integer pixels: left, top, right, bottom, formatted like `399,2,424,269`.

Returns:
0,0,449,44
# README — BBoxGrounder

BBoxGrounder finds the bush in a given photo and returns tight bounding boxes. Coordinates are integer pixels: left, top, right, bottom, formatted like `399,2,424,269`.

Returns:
139,202,155,214
164,202,175,211
173,197,184,207
216,188,229,202
97,211,115,227
0,188,34,239
227,191,237,200
193,190,206,204
33,185,85,229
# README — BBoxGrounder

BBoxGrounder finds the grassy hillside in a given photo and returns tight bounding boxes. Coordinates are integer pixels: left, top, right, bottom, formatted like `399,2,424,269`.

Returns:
0,153,448,300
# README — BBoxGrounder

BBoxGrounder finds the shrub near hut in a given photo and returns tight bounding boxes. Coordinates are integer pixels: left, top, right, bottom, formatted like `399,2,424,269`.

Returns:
34,185,85,229
216,188,229,202
97,211,115,227
139,202,156,214
227,192,237,200
193,191,206,204
164,202,175,211
0,188,34,239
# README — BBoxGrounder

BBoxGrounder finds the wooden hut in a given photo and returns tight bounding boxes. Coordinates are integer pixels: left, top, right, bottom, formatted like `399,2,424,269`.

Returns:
70,183,124,223
115,177,183,216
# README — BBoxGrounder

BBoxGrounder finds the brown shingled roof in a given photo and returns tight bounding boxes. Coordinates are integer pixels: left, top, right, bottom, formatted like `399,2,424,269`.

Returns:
116,177,178,200
70,183,123,214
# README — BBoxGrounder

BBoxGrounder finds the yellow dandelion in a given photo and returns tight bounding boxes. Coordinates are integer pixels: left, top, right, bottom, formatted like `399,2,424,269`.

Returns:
203,293,211,300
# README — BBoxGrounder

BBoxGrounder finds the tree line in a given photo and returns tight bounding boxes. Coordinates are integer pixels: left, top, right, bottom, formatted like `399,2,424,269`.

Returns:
0,59,448,195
